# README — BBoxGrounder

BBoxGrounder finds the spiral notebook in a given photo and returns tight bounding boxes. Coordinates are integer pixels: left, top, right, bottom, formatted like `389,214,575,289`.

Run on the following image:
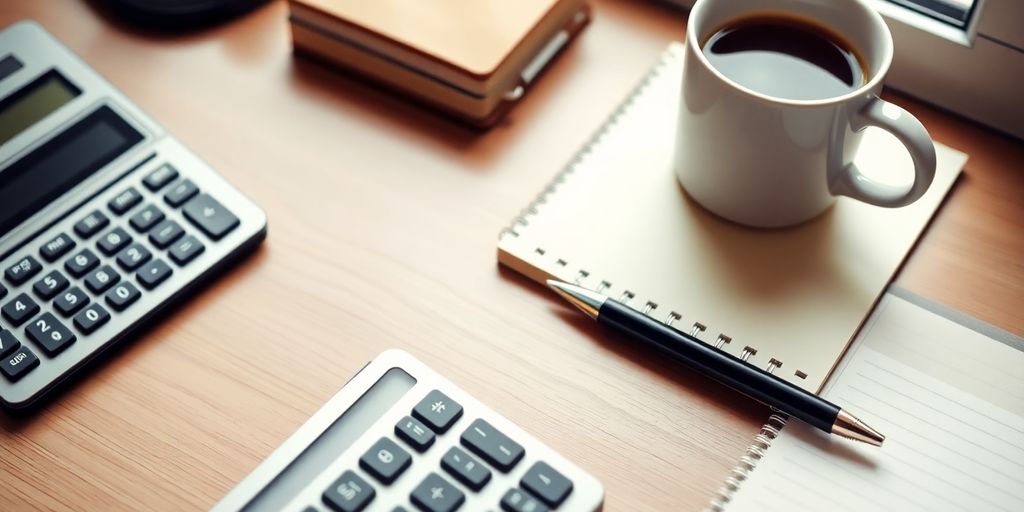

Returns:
497,42,966,392
713,288,1024,511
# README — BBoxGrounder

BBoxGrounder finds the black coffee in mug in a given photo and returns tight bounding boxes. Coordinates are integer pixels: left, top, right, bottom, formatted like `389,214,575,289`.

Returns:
702,16,866,101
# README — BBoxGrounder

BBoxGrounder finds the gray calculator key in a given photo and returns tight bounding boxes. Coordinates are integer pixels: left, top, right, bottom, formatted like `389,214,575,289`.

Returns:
149,219,185,249
168,235,205,266
109,187,143,215
322,470,374,512
5,255,42,285
105,282,141,312
395,415,435,452
54,287,90,317
0,346,39,382
65,248,100,278
137,259,173,290
441,445,491,491
500,488,548,512
26,312,76,356
460,419,525,473
182,193,240,240
413,390,463,434
73,303,110,334
520,461,572,507
97,227,132,256
164,179,199,207
39,233,76,262
0,330,20,358
129,204,165,232
410,472,464,512
74,210,109,238
116,243,152,271
144,164,178,191
359,437,412,485
85,265,120,294
2,293,40,327
33,270,69,300
0,282,5,300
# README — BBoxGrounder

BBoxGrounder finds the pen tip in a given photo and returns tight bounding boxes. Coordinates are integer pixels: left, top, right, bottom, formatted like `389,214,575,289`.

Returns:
546,280,604,319
833,409,885,446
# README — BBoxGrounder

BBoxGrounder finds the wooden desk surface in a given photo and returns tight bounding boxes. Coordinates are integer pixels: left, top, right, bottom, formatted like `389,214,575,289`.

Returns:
2,1,1022,510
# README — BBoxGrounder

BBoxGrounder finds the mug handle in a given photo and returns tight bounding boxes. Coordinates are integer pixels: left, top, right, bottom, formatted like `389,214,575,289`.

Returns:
829,97,937,207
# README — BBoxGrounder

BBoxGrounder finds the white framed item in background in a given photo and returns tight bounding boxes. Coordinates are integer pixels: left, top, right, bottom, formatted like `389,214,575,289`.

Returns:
660,0,1024,139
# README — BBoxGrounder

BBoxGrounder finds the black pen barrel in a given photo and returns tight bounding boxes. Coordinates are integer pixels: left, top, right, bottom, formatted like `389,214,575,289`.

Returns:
599,300,839,433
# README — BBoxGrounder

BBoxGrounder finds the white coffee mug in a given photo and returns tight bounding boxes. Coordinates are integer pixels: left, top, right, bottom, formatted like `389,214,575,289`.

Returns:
676,0,936,228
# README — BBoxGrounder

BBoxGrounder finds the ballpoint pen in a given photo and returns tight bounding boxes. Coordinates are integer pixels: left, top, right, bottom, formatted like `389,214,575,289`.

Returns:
548,280,885,446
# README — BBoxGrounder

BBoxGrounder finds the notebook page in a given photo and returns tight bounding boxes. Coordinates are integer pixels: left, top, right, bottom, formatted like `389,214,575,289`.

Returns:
726,293,1024,511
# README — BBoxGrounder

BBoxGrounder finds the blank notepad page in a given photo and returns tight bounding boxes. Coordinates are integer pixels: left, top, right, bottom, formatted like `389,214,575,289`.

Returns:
726,292,1024,511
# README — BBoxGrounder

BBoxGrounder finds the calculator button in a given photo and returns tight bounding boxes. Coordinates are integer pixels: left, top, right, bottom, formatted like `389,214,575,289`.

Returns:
39,233,76,262
73,303,110,334
74,210,110,239
149,219,184,249
137,259,173,290
395,415,436,452
129,204,165,232
412,390,463,434
359,437,412,485
165,179,199,207
97,227,132,256
85,265,121,294
5,255,42,285
520,462,572,508
441,446,491,492
105,282,141,312
116,243,152,271
26,312,76,356
0,283,6,300
0,330,20,358
0,346,39,382
109,187,143,215
500,488,548,512
32,270,69,300
410,473,464,512
460,419,525,473
182,194,240,240
54,287,90,317
2,293,40,327
168,235,205,266
144,164,179,191
322,470,374,512
65,248,101,278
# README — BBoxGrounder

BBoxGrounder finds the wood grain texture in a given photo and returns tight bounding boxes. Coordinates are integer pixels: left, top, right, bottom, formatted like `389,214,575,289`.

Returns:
0,1,1020,511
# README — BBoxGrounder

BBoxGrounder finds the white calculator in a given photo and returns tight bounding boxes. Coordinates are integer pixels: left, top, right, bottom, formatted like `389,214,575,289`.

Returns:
214,349,605,512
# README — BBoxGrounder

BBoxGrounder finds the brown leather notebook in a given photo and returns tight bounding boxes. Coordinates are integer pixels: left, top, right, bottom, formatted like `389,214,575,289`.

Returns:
289,0,588,127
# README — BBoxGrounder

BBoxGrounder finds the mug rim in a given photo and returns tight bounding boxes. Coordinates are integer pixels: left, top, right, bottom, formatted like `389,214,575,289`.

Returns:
686,0,894,108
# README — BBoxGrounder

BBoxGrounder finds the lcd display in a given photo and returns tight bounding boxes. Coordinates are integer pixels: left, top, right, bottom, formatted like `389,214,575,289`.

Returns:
0,69,80,145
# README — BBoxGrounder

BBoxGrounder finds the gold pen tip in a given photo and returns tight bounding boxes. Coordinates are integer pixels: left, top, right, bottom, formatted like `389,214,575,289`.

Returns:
833,409,885,446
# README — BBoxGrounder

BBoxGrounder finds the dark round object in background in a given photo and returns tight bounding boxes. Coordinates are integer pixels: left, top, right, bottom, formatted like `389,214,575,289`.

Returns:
100,0,269,30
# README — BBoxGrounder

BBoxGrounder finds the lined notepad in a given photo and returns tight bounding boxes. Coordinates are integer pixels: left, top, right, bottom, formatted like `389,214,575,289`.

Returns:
721,291,1024,511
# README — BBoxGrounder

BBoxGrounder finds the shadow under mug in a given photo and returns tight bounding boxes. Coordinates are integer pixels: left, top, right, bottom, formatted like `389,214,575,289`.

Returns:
675,0,937,228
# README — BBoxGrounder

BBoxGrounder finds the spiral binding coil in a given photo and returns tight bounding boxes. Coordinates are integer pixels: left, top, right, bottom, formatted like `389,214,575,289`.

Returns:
706,413,789,512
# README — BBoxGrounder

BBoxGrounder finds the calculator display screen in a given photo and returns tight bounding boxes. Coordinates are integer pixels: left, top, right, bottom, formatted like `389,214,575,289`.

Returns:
0,69,80,145
0,105,143,236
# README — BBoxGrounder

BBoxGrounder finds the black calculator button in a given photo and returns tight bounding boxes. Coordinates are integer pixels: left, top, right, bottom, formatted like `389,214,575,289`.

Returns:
5,255,42,285
413,390,464,434
65,248,100,278
391,508,409,512
85,265,120,294
54,287,90,317
33,270,69,300
26,312,76,356
164,179,199,207
116,243,152,271
137,259,173,290
97,227,132,256
109,187,143,215
182,194,240,240
73,303,110,334
2,293,40,327
129,204,165,233
0,283,6,300
0,330,20,358
74,210,110,239
441,446,491,492
395,415,436,453
322,470,375,512
105,282,141,312
500,488,548,512
410,472,464,512
144,164,179,191
149,219,184,249
359,437,412,485
39,233,76,262
460,419,525,473
168,235,205,266
520,462,573,508
1,346,39,382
